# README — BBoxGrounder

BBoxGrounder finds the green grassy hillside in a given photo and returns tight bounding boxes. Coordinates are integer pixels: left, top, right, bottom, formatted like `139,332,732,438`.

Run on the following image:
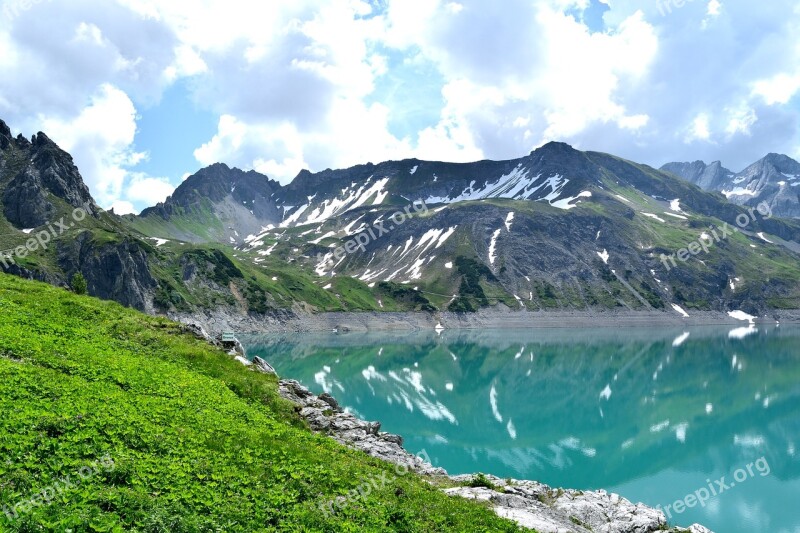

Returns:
0,273,519,532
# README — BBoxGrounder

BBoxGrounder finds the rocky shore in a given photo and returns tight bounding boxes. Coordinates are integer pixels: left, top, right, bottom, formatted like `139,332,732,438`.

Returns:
174,305,800,336
272,377,713,533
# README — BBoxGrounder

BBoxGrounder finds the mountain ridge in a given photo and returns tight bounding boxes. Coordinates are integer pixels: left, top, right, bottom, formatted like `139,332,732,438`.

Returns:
3,116,800,321
661,153,800,218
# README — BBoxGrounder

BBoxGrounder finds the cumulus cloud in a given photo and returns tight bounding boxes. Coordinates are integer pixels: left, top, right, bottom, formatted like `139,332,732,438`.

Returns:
125,173,176,206
38,84,144,206
1,0,800,209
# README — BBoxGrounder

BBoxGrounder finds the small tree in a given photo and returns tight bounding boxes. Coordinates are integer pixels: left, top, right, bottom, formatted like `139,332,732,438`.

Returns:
71,272,88,295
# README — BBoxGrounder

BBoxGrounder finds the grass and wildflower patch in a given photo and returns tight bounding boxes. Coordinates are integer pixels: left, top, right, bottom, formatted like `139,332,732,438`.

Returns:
0,273,521,531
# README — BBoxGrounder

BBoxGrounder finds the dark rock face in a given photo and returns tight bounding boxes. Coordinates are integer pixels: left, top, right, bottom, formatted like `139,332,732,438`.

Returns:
0,120,12,150
318,392,343,413
1,129,96,228
0,262,64,287
2,167,56,228
57,232,157,312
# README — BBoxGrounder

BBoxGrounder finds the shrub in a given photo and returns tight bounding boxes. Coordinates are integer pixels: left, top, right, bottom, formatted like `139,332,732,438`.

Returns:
70,272,88,295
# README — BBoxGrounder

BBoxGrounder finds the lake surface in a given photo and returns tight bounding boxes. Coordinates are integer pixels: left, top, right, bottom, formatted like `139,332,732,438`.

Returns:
241,326,800,533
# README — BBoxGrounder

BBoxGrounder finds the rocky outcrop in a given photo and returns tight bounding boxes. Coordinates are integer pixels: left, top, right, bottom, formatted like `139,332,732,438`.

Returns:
446,475,711,533
1,130,97,228
0,119,12,150
271,377,713,532
277,379,445,476
57,232,157,312
252,356,277,375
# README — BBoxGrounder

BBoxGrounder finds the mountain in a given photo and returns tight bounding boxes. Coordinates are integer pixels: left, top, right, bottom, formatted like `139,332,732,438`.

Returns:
233,143,800,317
0,119,401,316
661,153,800,218
0,119,157,309
0,120,97,227
660,160,735,191
131,163,283,244
4,116,800,320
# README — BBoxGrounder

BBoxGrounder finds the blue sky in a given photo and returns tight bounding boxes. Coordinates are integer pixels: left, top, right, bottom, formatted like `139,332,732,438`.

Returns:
134,80,218,181
1,0,799,214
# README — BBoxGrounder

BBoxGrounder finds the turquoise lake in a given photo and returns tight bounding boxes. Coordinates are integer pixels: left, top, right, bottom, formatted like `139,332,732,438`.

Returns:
241,326,800,532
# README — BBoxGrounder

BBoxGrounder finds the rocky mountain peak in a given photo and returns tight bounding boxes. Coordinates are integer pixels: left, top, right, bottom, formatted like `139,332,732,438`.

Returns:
14,133,31,150
533,141,576,155
760,153,800,173
660,159,734,191
664,152,800,218
32,131,55,148
135,163,283,243
0,119,96,228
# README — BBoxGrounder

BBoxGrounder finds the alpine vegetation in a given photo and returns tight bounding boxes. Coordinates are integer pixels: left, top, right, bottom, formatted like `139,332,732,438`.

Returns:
659,201,773,271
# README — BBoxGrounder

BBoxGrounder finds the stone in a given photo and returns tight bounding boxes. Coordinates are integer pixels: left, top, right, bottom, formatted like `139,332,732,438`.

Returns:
252,356,277,376
318,392,342,412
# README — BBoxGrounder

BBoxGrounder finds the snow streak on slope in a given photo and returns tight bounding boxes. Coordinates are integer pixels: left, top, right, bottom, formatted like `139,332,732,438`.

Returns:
424,165,581,207
374,226,458,283
488,229,502,266
281,177,390,228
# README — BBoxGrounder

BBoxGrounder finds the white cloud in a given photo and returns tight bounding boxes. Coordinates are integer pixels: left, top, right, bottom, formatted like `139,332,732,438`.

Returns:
1,0,800,209
109,200,136,215
707,0,722,17
725,106,757,137
752,73,800,106
125,174,176,205
38,84,144,206
686,113,712,142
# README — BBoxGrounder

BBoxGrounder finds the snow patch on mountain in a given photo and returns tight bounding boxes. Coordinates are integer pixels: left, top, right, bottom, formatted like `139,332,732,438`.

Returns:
551,190,591,210
505,212,515,231
488,229,502,265
642,213,666,223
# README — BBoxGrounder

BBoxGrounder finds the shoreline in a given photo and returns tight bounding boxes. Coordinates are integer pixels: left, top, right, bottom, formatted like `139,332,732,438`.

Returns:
272,377,712,533
173,306,800,336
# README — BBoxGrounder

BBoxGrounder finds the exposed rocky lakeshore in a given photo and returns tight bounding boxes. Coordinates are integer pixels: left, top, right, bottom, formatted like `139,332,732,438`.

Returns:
268,376,714,533
174,306,800,337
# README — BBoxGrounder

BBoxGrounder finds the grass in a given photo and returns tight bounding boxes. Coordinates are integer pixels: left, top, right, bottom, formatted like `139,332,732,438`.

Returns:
0,273,522,532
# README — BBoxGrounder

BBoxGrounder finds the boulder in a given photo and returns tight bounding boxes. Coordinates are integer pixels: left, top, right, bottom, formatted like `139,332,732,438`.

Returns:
252,356,277,376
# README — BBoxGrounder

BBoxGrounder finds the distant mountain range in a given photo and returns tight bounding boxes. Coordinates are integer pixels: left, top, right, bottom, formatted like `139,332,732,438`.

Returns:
3,117,800,321
662,153,800,218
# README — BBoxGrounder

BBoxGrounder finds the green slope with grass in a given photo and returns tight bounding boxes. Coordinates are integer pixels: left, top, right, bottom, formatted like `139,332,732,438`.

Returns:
0,273,520,532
